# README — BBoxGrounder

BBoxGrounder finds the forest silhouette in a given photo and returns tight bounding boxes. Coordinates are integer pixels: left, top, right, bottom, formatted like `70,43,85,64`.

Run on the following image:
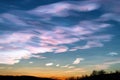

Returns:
0,70,120,80
67,70,120,80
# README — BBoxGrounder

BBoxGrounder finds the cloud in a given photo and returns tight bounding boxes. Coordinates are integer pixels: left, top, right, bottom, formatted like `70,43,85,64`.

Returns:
68,66,75,69
29,61,33,64
76,41,103,49
28,2,70,17
31,55,46,59
65,68,86,73
69,48,77,52
108,52,118,56
105,60,120,65
94,60,120,70
0,49,31,65
73,58,84,64
95,64,109,70
0,17,112,65
56,64,60,67
61,64,69,68
99,13,120,22
55,46,68,53
72,2,100,12
1,13,27,26
45,63,53,66
0,48,46,65
28,1,100,17
0,33,33,44
61,64,75,69
0,46,3,49
25,45,54,54
69,34,112,50
0,0,113,65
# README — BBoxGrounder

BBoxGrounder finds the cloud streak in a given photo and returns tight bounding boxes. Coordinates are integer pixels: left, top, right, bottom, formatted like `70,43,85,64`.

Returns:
45,63,53,66
108,52,118,56
94,60,120,70
28,1,100,17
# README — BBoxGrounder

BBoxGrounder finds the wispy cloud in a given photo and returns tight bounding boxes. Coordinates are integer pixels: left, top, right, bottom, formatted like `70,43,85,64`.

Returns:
55,46,68,53
1,13,27,26
95,64,109,70
0,0,113,65
0,49,31,65
61,64,69,68
0,33,33,44
56,64,60,67
73,58,84,64
29,61,33,64
45,63,53,66
75,41,103,50
108,52,118,56
68,66,75,69
94,60,120,70
65,68,86,73
99,13,120,22
61,64,75,69
28,1,100,17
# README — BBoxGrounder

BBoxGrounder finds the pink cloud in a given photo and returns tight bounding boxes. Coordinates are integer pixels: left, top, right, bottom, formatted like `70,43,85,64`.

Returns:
0,33,33,44
0,18,112,65
55,46,68,53
26,46,54,54
28,1,100,17
71,2,100,12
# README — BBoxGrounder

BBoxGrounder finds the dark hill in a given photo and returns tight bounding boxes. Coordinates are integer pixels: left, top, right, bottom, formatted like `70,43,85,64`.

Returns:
0,75,56,80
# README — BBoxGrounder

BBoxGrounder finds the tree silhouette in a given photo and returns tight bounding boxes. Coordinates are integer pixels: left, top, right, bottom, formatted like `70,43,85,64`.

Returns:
97,70,106,75
67,70,120,80
91,70,98,76
91,70,106,76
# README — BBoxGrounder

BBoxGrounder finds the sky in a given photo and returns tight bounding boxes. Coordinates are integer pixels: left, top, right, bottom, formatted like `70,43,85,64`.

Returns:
0,0,120,78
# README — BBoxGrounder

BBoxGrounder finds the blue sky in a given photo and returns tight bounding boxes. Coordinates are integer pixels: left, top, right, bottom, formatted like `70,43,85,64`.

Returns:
0,0,120,78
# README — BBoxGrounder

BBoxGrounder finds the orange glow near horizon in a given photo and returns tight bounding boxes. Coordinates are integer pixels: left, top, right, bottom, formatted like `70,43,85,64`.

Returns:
0,67,90,79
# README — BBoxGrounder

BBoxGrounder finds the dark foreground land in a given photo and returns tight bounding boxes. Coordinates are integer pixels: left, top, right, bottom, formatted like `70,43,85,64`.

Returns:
0,70,120,80
0,75,56,80
67,70,120,80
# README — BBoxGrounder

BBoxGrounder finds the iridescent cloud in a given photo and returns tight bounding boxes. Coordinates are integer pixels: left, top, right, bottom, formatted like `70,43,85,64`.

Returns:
28,1,100,17
0,0,114,65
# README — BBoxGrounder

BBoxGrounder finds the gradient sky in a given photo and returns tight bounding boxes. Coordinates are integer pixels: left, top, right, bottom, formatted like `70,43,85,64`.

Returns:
0,0,120,78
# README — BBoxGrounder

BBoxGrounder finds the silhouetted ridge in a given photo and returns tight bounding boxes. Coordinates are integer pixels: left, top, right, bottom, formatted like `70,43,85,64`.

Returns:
0,75,56,80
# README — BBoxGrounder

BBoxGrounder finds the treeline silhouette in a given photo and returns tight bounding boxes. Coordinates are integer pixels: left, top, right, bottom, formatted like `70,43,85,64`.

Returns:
0,75,56,80
67,70,120,80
